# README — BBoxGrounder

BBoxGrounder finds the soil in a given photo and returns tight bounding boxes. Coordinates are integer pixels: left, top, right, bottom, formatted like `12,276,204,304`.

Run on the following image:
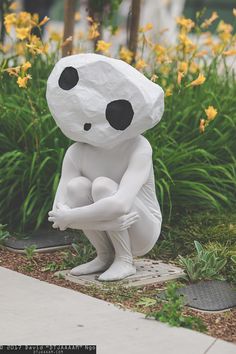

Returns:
0,247,235,344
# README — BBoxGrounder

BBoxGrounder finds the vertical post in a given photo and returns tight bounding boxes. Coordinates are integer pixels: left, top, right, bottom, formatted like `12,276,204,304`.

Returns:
88,0,103,51
62,0,76,57
128,0,141,62
0,0,5,43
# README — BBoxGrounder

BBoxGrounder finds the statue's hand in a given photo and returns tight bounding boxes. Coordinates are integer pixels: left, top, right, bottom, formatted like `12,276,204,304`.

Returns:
108,212,140,232
48,203,71,231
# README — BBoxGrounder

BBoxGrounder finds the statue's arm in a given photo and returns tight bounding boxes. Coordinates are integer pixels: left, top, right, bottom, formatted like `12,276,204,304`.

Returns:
52,144,79,210
68,211,139,231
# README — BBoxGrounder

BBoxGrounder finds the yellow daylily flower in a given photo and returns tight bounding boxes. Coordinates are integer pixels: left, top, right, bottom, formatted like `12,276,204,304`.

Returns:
205,106,218,121
17,11,32,27
6,66,21,77
135,59,148,71
9,2,18,10
201,11,218,29
86,16,94,23
38,16,50,27
119,47,133,64
222,49,236,56
176,17,195,32
187,73,206,87
217,21,233,34
17,74,32,88
150,74,158,82
27,34,49,55
50,31,62,42
165,88,172,97
96,40,111,54
16,27,30,40
4,13,16,33
74,11,81,21
139,23,153,33
21,61,32,72
178,61,188,74
88,22,100,40
217,21,233,42
195,50,208,58
177,71,184,85
199,119,206,133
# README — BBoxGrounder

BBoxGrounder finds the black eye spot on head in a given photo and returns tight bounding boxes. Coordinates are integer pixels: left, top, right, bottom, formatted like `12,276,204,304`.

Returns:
58,66,79,90
105,99,134,131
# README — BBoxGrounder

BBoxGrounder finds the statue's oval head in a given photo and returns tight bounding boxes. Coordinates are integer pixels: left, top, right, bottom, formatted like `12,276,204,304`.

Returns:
46,53,164,148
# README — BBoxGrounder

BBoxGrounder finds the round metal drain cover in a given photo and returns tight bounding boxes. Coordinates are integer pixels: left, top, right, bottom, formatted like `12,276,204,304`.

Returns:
157,280,236,311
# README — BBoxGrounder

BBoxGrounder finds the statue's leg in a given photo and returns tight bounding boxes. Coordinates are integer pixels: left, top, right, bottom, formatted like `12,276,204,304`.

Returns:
91,177,136,281
66,177,115,276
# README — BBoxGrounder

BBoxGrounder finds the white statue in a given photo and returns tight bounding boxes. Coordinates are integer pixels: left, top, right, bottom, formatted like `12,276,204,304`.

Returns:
47,53,164,281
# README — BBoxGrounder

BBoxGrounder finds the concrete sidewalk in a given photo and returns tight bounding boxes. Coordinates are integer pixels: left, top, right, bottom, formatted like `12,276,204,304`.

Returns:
0,267,235,354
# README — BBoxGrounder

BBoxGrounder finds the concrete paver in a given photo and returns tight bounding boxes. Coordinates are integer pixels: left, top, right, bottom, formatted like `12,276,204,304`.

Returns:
55,258,184,288
206,339,236,354
0,267,235,354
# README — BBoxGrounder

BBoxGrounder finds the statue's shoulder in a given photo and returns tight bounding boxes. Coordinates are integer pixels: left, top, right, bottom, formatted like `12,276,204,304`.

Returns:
136,135,153,155
65,142,84,159
67,141,83,152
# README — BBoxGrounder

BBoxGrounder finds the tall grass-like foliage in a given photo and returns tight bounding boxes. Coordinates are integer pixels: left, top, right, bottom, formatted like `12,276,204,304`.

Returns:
0,8,236,231
146,64,236,217
0,58,71,230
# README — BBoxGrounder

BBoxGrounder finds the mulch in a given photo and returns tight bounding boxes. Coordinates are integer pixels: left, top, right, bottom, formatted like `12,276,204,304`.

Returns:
0,247,235,344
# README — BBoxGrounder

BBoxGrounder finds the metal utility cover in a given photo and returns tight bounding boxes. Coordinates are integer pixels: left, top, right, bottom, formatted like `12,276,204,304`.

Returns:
4,229,80,253
158,280,236,312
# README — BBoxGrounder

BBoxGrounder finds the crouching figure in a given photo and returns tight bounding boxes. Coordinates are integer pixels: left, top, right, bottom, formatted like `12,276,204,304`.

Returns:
47,53,164,281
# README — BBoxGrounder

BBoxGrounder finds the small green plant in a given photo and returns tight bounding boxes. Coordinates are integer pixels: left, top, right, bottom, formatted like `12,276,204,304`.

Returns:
24,244,37,261
205,241,236,260
41,261,60,272
23,264,35,272
227,255,236,285
0,224,10,245
146,282,206,332
61,241,96,269
231,255,236,264
57,272,65,280
136,297,157,308
178,241,227,282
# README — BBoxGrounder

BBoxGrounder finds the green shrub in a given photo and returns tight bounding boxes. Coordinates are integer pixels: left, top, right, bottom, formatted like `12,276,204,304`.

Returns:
24,244,37,261
146,63,236,219
146,282,206,332
1,50,236,231
0,58,71,231
0,224,10,245
178,240,227,282
61,240,96,269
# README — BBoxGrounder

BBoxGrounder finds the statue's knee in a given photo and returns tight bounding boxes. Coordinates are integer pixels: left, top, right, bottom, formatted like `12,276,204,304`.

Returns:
67,177,91,200
92,177,117,202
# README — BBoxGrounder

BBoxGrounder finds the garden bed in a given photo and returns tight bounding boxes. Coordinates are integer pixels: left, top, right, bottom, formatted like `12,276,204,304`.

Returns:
0,247,235,344
1,4,236,347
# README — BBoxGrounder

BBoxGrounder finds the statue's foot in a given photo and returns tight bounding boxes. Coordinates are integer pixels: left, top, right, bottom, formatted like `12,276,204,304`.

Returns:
70,257,113,276
98,259,136,281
